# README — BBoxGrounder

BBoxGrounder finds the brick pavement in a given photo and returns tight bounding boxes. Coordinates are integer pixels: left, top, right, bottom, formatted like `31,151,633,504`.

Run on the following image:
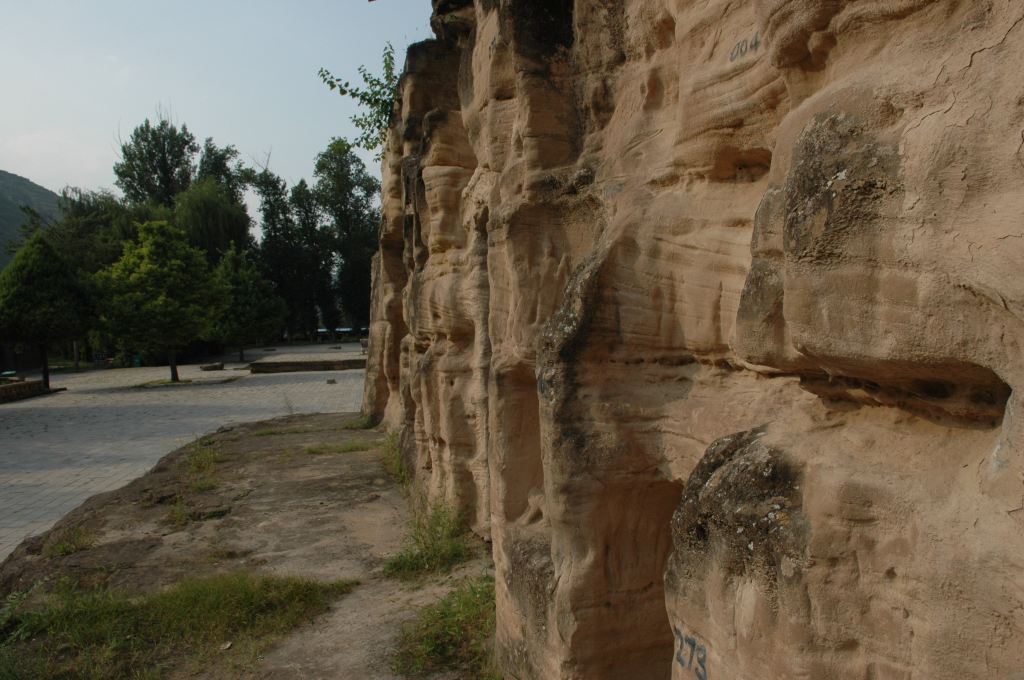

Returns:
0,359,364,559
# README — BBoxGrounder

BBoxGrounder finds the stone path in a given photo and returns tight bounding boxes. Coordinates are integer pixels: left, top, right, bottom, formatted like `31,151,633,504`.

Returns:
0,351,364,559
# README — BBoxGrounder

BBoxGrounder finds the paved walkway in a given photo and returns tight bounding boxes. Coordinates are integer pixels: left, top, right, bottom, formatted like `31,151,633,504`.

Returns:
0,350,365,559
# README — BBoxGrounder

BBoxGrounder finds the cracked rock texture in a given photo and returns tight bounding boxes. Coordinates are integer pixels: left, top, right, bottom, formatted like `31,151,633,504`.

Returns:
363,1,1024,677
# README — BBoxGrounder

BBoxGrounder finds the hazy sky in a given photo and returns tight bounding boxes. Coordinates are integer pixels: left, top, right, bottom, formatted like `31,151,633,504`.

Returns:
0,1,434,195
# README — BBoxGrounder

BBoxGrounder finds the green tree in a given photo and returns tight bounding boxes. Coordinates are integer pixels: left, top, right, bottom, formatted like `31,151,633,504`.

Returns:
313,139,380,326
46,188,168,275
174,178,252,262
290,179,338,337
318,43,398,160
97,221,225,382
254,170,319,338
212,246,287,361
0,234,92,389
114,118,199,207
197,139,248,203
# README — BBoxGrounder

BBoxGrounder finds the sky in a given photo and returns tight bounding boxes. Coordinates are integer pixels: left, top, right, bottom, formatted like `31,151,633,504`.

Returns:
0,0,434,197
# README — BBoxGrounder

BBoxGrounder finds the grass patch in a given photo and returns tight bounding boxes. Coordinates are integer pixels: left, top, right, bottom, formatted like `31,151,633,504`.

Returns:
188,445,220,476
342,413,377,430
252,426,315,437
304,440,375,455
381,430,409,488
384,505,471,578
393,575,500,679
253,428,286,437
41,526,95,558
190,478,218,493
188,444,220,475
184,441,220,493
165,501,191,528
0,572,356,679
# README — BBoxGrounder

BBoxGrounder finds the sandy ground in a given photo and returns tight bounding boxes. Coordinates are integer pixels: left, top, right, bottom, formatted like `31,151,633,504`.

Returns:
0,412,490,679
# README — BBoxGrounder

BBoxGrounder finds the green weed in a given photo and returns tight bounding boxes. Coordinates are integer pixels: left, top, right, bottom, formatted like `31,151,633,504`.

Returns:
304,441,375,455
190,478,218,493
381,430,409,488
165,501,190,528
384,505,471,578
252,428,290,437
41,526,95,558
0,572,355,680
184,441,220,493
187,444,220,476
393,575,500,678
342,413,377,430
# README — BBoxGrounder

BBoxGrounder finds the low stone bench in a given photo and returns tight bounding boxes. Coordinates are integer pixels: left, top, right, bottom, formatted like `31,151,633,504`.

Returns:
0,380,48,403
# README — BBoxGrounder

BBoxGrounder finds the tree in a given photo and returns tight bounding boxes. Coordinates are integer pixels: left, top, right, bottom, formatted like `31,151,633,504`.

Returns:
313,139,380,326
0,234,92,389
334,221,377,326
318,43,398,160
174,178,252,262
254,170,319,338
97,221,225,382
114,118,198,207
290,179,338,336
46,188,168,275
197,139,248,204
211,246,287,361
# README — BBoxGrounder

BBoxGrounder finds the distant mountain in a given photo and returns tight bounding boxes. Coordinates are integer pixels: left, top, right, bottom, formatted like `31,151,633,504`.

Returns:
0,170,61,269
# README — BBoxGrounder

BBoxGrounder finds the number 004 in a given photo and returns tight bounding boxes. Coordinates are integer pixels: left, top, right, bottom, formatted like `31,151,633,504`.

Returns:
729,32,761,62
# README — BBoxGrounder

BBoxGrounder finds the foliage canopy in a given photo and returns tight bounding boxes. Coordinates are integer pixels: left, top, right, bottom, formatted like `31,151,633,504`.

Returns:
174,178,252,262
0,233,91,347
0,233,92,386
211,245,286,360
114,118,199,207
96,221,226,380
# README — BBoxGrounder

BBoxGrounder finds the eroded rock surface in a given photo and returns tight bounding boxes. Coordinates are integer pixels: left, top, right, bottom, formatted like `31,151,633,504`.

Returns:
364,1,1024,677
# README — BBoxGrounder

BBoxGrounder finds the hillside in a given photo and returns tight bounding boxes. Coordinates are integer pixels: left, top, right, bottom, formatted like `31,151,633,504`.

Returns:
0,170,60,268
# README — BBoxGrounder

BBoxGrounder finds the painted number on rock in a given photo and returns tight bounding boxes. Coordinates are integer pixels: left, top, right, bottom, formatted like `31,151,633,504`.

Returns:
729,33,761,62
674,626,709,680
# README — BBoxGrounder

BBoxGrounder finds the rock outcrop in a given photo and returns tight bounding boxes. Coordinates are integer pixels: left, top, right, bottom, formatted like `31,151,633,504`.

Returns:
363,1,1024,677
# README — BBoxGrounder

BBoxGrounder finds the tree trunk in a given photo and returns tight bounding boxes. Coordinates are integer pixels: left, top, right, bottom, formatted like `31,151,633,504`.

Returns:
73,340,80,371
40,345,50,390
238,346,245,363
169,349,180,383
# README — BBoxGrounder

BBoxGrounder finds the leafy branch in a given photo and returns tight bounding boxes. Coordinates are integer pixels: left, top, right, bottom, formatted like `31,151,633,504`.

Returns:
318,43,398,162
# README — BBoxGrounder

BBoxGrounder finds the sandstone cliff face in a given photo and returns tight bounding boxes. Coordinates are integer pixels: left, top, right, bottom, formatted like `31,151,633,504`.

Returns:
363,1,1024,678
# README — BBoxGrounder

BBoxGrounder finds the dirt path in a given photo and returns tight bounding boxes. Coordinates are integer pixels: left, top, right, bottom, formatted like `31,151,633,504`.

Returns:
0,413,489,679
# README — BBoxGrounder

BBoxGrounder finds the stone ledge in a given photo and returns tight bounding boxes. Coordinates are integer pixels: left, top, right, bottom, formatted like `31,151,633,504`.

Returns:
249,359,367,374
0,380,65,404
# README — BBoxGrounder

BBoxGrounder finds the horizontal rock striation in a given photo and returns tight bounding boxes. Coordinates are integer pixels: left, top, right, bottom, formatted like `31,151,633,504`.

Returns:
364,0,1024,677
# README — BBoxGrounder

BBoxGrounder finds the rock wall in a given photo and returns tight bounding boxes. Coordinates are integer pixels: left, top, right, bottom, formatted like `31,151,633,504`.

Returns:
363,1,1024,677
